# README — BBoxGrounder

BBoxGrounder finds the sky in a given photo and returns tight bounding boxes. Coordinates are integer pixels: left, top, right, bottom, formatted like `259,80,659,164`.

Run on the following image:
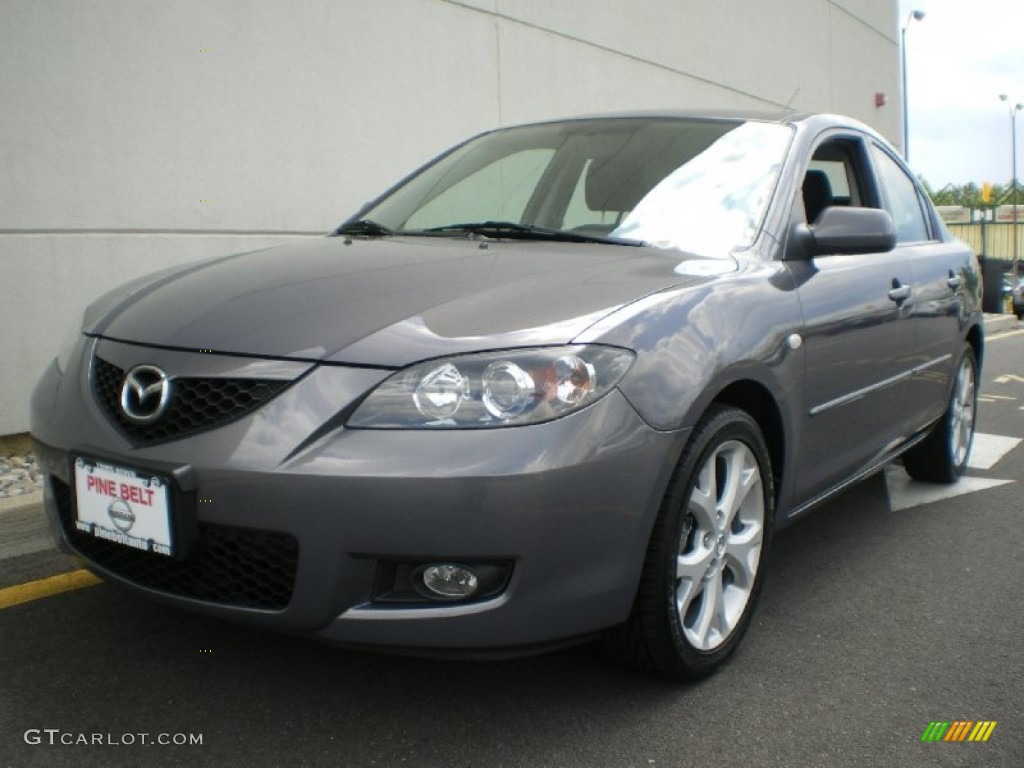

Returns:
899,0,1024,188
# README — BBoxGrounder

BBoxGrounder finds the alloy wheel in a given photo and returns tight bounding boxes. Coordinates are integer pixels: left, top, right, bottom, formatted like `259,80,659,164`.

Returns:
675,439,764,651
950,355,976,467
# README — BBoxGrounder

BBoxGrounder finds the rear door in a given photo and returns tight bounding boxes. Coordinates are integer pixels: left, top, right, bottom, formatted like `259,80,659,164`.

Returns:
868,143,971,432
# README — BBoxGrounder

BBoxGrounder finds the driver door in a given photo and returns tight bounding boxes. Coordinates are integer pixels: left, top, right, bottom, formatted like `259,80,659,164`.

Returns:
787,134,916,503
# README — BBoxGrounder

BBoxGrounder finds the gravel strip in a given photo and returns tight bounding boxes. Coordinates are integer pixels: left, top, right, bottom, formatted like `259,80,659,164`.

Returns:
0,450,43,500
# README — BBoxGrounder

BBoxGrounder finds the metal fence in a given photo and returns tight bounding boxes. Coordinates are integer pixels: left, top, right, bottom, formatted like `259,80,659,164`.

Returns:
946,223,1024,260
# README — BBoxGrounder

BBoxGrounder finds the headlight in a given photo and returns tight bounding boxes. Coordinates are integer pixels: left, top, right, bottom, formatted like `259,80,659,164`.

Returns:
348,345,634,429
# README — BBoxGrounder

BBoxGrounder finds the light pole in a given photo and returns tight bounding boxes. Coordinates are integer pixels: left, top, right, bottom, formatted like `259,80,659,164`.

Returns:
901,10,925,162
999,94,1022,281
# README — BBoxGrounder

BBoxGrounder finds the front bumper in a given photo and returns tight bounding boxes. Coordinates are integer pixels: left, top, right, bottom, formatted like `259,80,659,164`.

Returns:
31,337,685,651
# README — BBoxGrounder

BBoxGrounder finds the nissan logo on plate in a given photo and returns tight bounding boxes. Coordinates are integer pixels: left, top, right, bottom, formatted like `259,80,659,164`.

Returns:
120,364,170,424
107,499,136,532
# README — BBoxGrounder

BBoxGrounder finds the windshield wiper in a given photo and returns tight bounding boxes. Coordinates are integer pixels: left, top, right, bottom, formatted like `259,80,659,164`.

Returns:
415,221,642,246
332,219,395,237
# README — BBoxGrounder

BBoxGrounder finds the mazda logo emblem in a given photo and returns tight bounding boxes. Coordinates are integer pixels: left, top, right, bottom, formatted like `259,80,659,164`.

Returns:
120,364,171,424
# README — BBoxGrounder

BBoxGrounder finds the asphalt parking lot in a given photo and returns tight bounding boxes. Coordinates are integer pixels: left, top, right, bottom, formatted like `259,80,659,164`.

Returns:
1,325,1022,768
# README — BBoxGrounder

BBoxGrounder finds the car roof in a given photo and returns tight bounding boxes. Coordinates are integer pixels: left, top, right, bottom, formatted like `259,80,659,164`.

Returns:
492,111,895,158
502,109,879,136
544,108,798,123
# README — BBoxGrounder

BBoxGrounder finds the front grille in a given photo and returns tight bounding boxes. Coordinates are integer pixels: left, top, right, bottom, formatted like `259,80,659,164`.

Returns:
93,357,291,445
54,478,298,610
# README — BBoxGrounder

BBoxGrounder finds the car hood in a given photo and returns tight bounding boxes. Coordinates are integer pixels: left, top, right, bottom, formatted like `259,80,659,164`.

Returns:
91,236,730,367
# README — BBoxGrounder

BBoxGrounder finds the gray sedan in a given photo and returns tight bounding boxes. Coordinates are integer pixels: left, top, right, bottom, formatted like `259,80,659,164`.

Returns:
31,111,982,679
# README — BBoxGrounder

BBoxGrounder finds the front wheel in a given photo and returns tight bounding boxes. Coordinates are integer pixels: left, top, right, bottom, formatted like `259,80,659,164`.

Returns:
903,345,978,484
602,405,774,680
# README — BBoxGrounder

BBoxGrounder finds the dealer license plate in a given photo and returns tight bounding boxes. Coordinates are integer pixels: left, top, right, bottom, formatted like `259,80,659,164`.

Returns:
73,456,174,557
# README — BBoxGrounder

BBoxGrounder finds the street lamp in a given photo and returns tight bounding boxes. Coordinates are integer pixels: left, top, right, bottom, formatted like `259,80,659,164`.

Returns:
999,94,1022,280
901,10,925,162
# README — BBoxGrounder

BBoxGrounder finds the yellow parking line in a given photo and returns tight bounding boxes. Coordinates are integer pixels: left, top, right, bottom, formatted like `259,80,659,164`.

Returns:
0,570,102,610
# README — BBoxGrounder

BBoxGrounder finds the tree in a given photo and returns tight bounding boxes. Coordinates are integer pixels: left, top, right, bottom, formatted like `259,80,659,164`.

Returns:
920,180,1009,207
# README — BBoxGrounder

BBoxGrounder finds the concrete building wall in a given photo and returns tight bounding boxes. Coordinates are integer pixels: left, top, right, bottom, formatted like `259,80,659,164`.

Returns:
0,0,899,435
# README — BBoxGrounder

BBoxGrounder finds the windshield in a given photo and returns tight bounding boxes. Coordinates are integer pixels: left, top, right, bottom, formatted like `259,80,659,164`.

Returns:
353,117,793,255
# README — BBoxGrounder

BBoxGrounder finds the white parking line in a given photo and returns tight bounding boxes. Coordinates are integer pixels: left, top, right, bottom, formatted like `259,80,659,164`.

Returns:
885,433,1018,512
885,468,1012,512
968,433,1022,470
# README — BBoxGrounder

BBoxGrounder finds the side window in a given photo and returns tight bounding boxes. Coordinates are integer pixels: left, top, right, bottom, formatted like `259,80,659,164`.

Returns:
870,145,931,244
808,159,852,201
802,139,865,225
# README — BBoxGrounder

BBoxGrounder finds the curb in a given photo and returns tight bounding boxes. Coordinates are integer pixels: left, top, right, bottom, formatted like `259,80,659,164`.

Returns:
0,492,52,560
0,491,43,516
983,313,1020,336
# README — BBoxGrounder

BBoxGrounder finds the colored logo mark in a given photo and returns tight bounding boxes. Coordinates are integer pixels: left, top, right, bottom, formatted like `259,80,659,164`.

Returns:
921,721,997,742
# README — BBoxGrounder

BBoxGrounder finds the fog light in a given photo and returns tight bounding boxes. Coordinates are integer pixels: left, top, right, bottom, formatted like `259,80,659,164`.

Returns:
420,564,479,599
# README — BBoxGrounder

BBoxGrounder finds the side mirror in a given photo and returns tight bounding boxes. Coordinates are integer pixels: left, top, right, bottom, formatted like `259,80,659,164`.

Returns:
792,207,896,258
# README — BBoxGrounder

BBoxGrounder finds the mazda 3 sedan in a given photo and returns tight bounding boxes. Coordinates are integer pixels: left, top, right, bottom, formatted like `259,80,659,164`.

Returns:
31,111,982,679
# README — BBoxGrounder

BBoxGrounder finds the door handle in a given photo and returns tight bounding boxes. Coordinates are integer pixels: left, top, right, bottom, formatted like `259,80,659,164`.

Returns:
947,271,962,290
888,280,911,303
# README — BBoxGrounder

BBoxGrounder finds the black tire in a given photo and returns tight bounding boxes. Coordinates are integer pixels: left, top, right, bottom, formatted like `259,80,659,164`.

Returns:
601,405,774,680
903,345,978,484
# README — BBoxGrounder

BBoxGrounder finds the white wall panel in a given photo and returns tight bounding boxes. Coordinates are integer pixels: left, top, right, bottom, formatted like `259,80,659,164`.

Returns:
830,4,901,130
0,0,501,232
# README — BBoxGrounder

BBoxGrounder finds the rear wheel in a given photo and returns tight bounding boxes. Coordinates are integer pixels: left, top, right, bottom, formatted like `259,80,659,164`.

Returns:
602,405,774,680
904,346,978,483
